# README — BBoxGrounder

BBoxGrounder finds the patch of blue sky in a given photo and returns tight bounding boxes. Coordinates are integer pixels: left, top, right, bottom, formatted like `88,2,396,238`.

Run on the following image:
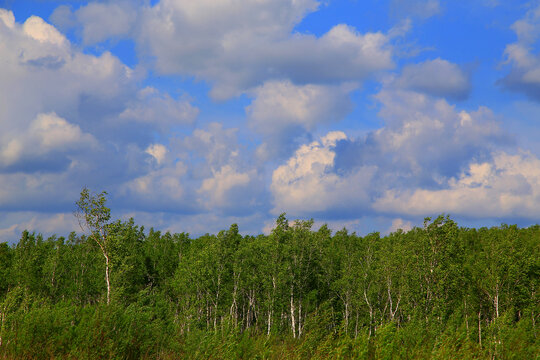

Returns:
3,0,540,241
294,0,396,36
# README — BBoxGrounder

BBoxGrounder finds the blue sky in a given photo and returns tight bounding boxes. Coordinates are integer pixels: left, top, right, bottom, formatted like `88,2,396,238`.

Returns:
1,0,540,241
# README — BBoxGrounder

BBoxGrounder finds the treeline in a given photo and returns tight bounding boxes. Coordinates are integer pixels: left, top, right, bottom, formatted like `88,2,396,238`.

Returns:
0,215,538,359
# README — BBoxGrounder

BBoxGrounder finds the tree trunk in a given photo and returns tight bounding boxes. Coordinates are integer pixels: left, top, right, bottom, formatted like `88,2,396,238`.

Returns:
478,311,482,347
494,284,499,318
364,287,373,338
290,285,296,338
298,299,303,338
267,276,276,336
104,253,110,305
267,309,272,336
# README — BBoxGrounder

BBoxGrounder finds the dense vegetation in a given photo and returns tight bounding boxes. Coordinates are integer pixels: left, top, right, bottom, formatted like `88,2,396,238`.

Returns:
0,192,538,359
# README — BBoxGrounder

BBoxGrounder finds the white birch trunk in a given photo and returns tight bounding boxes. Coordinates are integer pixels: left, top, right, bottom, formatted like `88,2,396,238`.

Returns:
290,285,296,338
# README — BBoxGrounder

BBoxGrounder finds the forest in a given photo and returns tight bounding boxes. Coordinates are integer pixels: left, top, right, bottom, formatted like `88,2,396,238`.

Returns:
0,190,538,359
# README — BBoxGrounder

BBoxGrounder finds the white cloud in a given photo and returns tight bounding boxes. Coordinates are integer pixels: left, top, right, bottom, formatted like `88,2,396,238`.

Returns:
0,9,200,216
271,131,376,215
246,80,355,159
270,74,513,220
368,86,510,184
0,112,96,168
23,14,67,46
119,87,198,131
374,151,540,219
178,123,242,171
132,0,393,98
0,10,136,134
0,8,15,29
145,143,168,165
247,80,354,134
395,58,471,100
32,113,95,150
119,121,263,215
76,1,136,45
198,165,255,210
500,5,540,100
124,161,187,202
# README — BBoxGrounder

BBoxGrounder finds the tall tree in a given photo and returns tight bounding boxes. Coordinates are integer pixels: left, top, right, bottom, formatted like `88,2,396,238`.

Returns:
74,187,112,305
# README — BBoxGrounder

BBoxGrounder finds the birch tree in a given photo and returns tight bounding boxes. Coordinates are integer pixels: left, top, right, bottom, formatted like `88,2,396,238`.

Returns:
74,187,112,305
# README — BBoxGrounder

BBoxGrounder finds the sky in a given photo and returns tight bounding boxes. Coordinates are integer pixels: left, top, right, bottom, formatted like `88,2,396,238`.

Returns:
1,0,540,241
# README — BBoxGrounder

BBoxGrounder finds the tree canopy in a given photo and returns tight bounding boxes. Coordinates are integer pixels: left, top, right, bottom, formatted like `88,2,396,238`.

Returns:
0,211,538,359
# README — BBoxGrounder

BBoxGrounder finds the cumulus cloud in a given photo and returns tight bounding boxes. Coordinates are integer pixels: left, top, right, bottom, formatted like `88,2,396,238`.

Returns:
55,0,392,98
122,161,189,211
76,1,136,45
50,1,138,45
145,143,168,165
178,123,263,214
271,131,376,216
0,112,97,170
119,122,263,215
119,87,198,131
369,87,510,182
142,7,393,98
177,123,243,173
500,5,540,100
246,80,355,159
271,74,514,220
395,58,471,100
0,9,135,133
247,81,355,135
0,9,198,214
198,165,257,212
374,151,540,219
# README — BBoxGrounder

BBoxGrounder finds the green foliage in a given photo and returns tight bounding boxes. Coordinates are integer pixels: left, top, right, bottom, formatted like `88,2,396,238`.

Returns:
75,187,111,237
0,213,538,359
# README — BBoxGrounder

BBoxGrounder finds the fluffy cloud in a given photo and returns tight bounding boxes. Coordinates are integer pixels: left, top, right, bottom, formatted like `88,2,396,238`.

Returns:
198,165,257,212
0,9,197,214
119,87,198,131
50,1,139,44
271,75,515,220
500,5,540,100
121,161,190,212
177,123,243,173
369,87,510,182
76,1,137,45
0,9,135,136
247,81,355,135
374,151,540,219
61,0,394,98
119,122,263,215
271,131,376,216
145,144,168,165
246,80,355,159
395,58,471,100
0,112,96,171
140,2,394,98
